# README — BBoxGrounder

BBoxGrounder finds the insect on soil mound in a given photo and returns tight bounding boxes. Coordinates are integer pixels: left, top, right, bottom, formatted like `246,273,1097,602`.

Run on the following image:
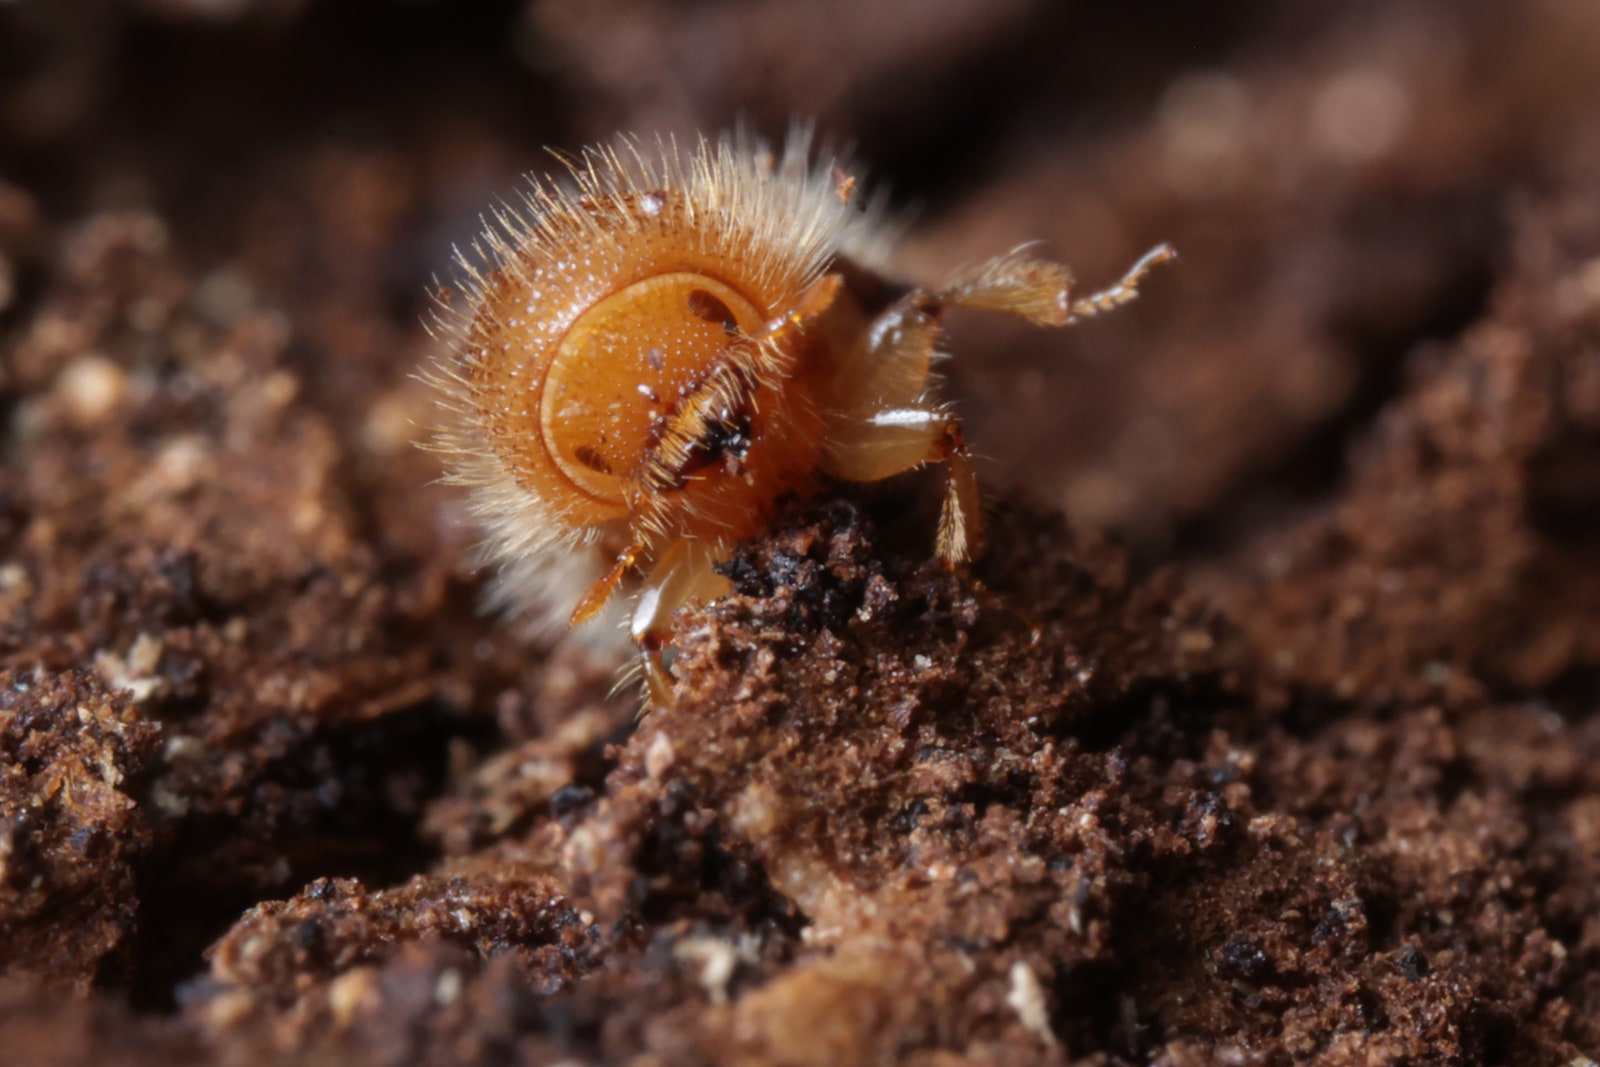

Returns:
2,2,1600,1065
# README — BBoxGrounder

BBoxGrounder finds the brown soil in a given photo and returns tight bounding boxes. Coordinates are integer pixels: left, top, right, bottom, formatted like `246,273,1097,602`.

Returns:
3,1,1600,1064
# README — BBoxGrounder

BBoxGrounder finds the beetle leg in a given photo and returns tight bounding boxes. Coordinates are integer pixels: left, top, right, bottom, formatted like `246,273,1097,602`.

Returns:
636,649,675,712
820,405,983,566
939,242,1176,325
815,290,942,419
629,538,733,708
569,543,642,627
821,242,1176,428
812,244,1174,571
1061,243,1178,322
937,252,1075,325
812,281,982,563
932,415,983,565
751,272,844,346
819,240,1176,424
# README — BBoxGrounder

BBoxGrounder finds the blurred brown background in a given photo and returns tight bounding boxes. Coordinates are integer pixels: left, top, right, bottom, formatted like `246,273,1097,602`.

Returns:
8,0,1597,561
6,3,1600,1064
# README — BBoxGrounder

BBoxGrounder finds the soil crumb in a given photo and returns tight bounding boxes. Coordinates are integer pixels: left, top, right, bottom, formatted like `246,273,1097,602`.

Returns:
3,1,1600,1064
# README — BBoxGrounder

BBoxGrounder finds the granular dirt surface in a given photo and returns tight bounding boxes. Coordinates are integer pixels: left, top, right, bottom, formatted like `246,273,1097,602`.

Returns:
3,2,1600,1064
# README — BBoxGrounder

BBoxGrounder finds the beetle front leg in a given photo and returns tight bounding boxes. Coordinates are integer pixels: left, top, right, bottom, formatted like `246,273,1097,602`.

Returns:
569,542,643,628
629,538,732,709
931,415,983,565
820,405,984,566
815,285,984,564
939,242,1176,325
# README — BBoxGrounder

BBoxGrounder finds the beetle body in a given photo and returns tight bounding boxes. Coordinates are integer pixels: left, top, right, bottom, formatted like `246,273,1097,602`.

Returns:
429,132,1172,701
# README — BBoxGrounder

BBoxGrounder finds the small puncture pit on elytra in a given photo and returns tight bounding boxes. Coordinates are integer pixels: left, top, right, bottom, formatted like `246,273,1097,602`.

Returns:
426,131,1173,706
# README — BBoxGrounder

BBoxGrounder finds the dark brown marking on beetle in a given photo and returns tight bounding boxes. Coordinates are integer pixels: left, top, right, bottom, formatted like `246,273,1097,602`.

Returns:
574,444,614,474
687,289,740,336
